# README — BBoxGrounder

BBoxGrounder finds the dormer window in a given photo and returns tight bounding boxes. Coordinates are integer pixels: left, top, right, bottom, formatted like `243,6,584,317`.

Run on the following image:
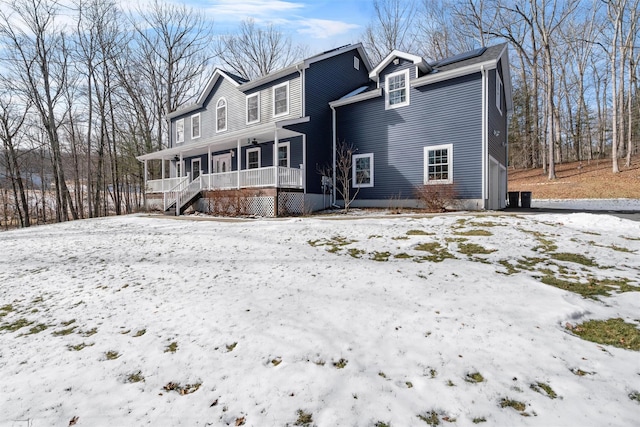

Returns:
385,69,410,109
216,98,227,132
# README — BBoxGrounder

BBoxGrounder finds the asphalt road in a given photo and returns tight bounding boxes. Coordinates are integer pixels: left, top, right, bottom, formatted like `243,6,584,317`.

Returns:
506,207,640,222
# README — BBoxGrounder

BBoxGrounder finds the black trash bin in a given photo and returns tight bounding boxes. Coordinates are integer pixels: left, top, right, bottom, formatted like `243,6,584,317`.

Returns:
520,191,532,208
508,191,520,208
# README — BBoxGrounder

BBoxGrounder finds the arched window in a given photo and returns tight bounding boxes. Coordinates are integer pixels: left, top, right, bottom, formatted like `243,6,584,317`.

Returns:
216,98,227,132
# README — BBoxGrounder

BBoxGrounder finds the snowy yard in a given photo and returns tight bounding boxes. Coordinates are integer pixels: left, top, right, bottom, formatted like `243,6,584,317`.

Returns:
1,212,639,426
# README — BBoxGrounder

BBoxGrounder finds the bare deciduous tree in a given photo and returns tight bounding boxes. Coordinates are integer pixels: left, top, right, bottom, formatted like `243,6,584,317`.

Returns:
215,18,301,80
363,0,419,65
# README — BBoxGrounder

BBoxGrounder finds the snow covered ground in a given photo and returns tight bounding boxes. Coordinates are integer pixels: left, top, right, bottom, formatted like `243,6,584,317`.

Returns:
1,212,639,426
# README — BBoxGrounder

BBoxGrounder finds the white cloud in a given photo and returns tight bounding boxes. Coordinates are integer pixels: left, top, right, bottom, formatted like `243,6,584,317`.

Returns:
205,0,305,20
296,18,360,39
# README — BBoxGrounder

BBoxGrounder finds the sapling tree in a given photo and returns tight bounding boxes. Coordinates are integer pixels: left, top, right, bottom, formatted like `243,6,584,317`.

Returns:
317,141,364,213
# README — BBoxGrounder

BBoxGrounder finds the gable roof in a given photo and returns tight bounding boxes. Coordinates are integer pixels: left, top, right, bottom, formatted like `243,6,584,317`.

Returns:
369,50,432,82
166,69,247,119
167,44,373,119
413,43,513,112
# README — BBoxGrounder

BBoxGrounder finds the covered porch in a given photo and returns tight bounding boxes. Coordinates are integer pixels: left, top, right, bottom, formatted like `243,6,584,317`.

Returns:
138,120,306,193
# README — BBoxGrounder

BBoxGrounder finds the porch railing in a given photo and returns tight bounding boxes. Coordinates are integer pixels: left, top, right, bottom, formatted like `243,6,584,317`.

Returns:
203,171,238,190
148,176,186,193
151,167,302,195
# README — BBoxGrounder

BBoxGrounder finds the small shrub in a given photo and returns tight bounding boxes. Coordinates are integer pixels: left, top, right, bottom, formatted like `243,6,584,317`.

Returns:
133,329,146,337
165,342,178,353
472,417,487,424
629,391,640,403
415,184,459,213
226,342,238,352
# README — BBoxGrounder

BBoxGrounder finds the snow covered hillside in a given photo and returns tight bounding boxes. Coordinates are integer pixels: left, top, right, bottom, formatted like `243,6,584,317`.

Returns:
1,213,639,426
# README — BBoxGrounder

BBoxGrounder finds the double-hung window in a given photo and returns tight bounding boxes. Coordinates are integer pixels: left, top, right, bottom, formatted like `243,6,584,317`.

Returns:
424,144,453,184
352,153,374,188
247,148,260,169
496,73,503,114
216,98,227,132
277,142,290,167
273,82,289,117
175,119,184,144
385,69,410,109
246,93,260,124
191,113,201,139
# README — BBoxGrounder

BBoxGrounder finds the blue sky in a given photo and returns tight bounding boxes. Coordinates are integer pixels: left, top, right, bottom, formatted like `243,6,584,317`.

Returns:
179,0,374,54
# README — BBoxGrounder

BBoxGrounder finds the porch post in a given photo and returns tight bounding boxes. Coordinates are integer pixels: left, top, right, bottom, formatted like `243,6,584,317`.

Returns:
161,158,165,192
179,153,184,178
273,129,279,188
207,145,212,189
302,134,306,194
144,159,148,190
236,138,241,189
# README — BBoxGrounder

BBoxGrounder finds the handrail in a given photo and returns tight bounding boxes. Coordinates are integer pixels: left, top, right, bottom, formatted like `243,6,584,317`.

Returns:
175,175,203,214
163,176,189,211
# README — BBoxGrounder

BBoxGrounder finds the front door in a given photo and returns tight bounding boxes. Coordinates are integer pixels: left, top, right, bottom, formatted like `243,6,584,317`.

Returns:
192,158,201,180
212,154,232,173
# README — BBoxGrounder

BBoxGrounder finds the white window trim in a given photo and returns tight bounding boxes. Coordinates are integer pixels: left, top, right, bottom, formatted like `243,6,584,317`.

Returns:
352,153,374,188
191,113,201,139
277,141,290,168
191,158,201,179
216,97,227,133
272,81,289,118
354,56,360,70
385,69,410,110
246,92,260,125
175,118,184,144
424,144,453,185
496,73,503,115
246,147,261,169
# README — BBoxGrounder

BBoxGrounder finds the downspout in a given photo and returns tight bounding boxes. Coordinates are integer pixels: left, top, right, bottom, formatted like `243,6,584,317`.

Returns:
480,65,487,209
296,65,305,117
330,104,337,207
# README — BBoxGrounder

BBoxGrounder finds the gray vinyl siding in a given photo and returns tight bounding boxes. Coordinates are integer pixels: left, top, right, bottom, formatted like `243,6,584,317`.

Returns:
170,74,302,148
487,66,508,165
336,72,483,200
243,73,302,126
299,49,371,193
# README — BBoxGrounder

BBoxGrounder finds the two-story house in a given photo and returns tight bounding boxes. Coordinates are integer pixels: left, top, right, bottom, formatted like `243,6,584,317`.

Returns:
137,42,511,216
